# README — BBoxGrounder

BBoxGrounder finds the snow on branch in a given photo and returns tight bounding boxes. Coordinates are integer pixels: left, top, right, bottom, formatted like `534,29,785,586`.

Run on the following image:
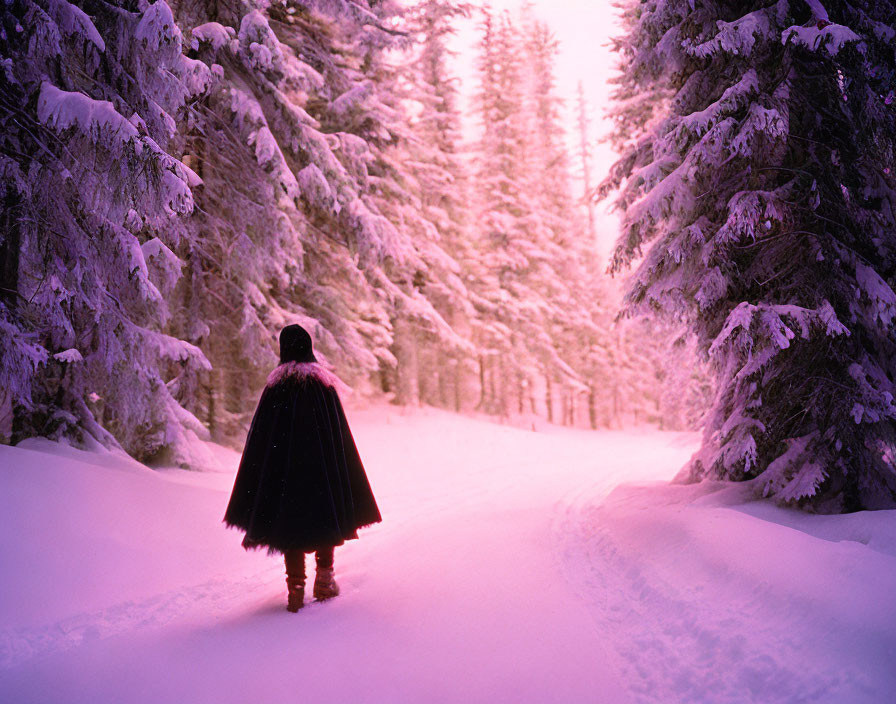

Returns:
53,348,84,363
716,190,788,245
47,0,105,52
297,163,339,215
141,237,184,295
238,10,285,75
848,362,896,424
302,0,408,37
683,6,777,58
228,88,299,200
624,118,737,231
667,70,759,147
140,329,212,371
710,300,849,359
37,83,138,141
190,22,235,52
782,23,862,56
761,432,827,501
160,169,194,215
856,261,896,327
135,0,183,63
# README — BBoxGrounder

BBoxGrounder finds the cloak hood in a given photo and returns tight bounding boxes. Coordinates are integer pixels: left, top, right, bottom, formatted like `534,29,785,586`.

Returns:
279,323,317,364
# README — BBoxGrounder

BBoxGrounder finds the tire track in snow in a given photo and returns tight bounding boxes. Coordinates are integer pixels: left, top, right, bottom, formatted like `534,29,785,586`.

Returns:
551,480,850,703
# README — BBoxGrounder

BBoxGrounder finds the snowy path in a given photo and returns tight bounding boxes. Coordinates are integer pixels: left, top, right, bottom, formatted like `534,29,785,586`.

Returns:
554,479,896,704
2,406,894,703
0,407,695,703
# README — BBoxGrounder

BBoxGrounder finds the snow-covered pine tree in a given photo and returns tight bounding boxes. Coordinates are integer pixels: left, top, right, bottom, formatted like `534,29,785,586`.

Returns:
0,0,213,463
576,81,598,246
472,7,574,419
470,6,523,416
1,0,483,456
655,325,713,430
383,0,479,410
521,11,622,428
170,0,436,435
339,0,478,409
573,83,633,429
617,317,712,430
604,0,896,509
521,10,577,422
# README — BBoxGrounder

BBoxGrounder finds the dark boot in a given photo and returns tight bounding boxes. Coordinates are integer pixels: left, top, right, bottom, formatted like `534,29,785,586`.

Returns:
313,546,340,601
313,567,340,600
284,550,305,612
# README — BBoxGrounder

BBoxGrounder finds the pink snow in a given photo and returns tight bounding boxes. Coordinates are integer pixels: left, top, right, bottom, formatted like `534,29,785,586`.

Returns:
1,406,894,702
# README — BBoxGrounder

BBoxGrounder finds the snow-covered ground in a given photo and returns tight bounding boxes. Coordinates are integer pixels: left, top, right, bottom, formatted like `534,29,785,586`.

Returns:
1,405,894,703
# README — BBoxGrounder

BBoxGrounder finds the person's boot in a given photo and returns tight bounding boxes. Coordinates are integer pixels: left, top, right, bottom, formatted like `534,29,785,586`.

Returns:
313,566,340,601
284,551,306,612
286,576,305,612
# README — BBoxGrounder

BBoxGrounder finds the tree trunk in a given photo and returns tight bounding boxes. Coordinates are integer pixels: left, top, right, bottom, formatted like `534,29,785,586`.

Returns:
477,354,486,411
588,384,597,430
490,357,499,416
1,190,25,442
545,374,553,424
206,370,218,440
0,191,21,309
453,356,462,413
576,81,597,246
438,351,449,408
612,382,620,427
392,316,419,406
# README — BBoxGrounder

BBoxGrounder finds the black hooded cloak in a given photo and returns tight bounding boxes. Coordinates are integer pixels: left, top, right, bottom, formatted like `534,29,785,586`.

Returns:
224,359,381,554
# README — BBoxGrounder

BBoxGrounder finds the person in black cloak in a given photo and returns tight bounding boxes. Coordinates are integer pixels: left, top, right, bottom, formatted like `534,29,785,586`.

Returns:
224,324,381,612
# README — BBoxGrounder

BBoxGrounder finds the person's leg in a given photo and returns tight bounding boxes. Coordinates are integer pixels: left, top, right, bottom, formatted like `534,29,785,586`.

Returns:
315,545,334,569
313,545,340,600
284,550,306,612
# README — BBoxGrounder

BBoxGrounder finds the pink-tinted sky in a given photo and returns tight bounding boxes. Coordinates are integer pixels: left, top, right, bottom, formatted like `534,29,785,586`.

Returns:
448,0,623,259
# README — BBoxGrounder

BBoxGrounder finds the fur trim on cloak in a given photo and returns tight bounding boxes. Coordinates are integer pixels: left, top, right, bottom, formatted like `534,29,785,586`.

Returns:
266,361,340,390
